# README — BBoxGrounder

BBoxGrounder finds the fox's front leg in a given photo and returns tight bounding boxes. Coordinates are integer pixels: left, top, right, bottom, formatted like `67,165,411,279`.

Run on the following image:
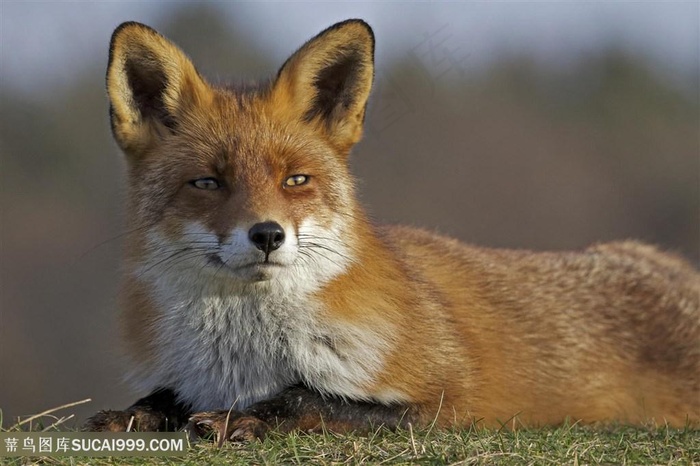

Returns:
187,385,417,443
84,388,191,432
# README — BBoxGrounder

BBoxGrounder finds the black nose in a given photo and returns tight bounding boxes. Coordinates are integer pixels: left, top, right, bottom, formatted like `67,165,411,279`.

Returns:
248,221,285,254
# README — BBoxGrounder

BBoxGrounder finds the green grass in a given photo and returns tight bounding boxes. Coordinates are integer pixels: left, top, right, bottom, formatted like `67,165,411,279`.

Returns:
2,422,698,465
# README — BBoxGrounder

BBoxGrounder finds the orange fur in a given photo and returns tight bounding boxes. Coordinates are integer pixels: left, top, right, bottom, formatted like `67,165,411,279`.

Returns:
97,20,699,432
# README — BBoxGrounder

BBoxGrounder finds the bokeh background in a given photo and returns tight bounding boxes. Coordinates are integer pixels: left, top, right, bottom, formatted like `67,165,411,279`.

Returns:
1,1,698,427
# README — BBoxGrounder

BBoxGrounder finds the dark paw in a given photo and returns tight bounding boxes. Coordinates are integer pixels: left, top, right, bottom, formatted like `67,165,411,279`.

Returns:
84,410,133,432
186,410,270,444
83,408,167,432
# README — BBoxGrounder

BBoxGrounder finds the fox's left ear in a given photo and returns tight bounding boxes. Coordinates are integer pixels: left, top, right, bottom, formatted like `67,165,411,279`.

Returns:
272,19,374,153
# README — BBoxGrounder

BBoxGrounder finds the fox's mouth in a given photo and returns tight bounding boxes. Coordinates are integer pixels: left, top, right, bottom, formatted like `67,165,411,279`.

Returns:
206,253,284,279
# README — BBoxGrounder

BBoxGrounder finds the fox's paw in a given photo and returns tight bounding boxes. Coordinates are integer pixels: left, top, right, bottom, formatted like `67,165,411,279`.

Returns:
186,411,270,444
83,409,167,432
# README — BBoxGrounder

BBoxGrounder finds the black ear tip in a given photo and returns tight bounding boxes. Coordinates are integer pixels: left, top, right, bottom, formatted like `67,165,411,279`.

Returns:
339,18,373,32
108,22,166,83
109,21,168,55
325,19,375,61
331,18,374,40
110,21,158,42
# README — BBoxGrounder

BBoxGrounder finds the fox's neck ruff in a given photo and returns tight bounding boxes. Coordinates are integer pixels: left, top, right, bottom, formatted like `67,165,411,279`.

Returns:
125,221,393,412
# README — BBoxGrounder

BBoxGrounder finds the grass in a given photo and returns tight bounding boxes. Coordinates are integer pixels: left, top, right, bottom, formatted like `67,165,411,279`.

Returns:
2,413,698,466
181,423,699,465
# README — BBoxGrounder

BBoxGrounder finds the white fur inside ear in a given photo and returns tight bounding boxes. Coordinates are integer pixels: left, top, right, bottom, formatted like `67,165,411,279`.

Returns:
107,23,209,153
272,20,374,150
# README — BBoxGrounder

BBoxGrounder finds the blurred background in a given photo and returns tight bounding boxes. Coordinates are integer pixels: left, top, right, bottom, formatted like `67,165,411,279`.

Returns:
1,1,698,427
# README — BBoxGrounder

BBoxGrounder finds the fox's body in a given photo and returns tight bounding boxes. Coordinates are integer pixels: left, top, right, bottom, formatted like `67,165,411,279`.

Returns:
87,20,700,437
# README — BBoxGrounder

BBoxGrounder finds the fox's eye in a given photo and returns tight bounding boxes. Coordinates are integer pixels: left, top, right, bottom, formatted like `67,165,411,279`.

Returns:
190,178,220,190
284,175,309,187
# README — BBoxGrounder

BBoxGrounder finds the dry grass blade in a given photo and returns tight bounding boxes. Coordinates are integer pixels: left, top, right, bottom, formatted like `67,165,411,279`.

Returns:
42,414,75,432
408,422,418,457
11,398,91,429
126,415,135,432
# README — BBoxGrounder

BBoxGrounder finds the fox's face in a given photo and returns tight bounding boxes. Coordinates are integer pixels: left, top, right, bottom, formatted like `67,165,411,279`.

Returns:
108,21,374,288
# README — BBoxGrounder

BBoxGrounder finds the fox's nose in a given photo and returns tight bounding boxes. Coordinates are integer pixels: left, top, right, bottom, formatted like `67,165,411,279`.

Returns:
248,221,286,254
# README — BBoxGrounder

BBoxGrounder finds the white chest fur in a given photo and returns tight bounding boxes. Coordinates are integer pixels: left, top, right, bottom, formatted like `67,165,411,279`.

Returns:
127,272,390,412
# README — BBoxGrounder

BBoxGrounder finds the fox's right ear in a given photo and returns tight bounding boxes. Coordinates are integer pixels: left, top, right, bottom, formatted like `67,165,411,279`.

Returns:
107,22,211,155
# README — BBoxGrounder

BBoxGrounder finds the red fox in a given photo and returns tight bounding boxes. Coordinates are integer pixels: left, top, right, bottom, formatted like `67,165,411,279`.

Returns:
85,19,700,441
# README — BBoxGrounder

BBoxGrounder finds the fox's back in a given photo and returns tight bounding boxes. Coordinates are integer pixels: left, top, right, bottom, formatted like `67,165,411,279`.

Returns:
384,225,700,425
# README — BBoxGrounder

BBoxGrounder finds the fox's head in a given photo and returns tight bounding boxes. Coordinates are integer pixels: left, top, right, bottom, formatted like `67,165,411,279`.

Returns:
107,20,374,289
